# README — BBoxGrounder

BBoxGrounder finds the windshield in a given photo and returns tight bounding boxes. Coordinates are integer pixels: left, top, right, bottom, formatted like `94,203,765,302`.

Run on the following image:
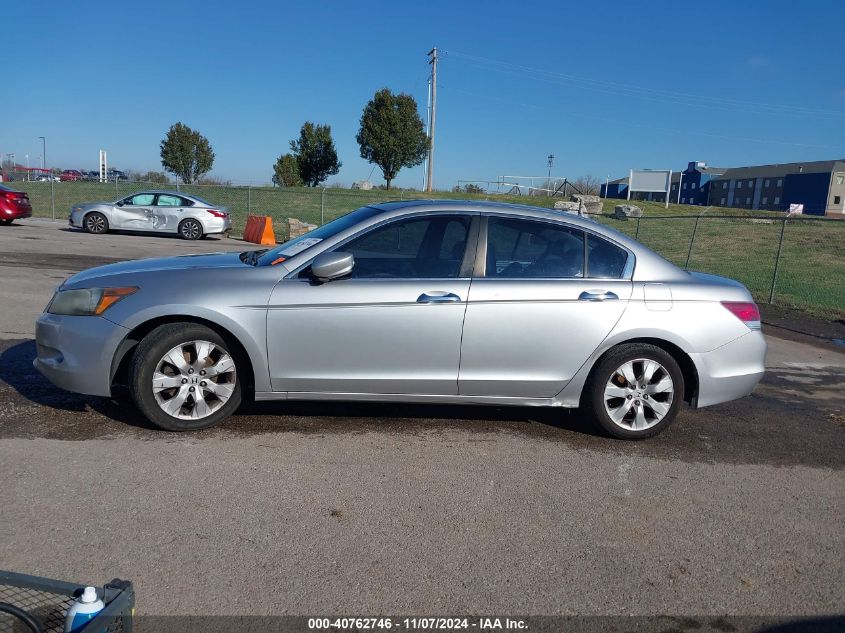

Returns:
256,206,382,266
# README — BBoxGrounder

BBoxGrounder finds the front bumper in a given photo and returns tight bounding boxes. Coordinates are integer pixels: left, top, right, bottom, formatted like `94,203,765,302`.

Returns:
69,209,84,228
34,312,130,397
691,330,767,408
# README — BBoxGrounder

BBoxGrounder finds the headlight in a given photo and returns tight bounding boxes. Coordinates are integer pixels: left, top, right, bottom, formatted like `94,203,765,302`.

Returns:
47,287,138,316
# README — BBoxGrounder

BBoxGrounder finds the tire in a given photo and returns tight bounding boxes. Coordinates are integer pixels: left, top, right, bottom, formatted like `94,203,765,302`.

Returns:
84,212,108,234
1,219,12,225
582,343,685,440
129,323,241,431
179,218,203,240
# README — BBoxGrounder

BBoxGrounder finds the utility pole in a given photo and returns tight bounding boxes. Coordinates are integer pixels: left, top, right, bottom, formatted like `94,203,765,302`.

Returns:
425,47,438,193
547,154,554,196
39,136,46,171
423,76,431,190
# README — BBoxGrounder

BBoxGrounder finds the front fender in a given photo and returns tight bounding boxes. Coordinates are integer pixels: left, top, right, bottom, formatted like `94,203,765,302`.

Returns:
106,303,271,392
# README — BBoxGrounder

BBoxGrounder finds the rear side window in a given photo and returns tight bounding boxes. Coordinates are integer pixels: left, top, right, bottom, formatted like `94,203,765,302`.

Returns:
485,217,584,278
587,234,629,278
156,194,185,207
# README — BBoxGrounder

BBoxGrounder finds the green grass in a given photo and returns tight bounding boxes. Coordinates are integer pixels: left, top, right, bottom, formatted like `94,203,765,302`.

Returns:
11,180,845,320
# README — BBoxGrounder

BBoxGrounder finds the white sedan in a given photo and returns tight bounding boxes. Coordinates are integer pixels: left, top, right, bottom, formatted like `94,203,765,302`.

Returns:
69,190,231,240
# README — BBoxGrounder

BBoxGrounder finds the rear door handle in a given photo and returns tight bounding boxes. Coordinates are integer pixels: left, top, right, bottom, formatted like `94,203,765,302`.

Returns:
417,292,461,304
579,290,619,302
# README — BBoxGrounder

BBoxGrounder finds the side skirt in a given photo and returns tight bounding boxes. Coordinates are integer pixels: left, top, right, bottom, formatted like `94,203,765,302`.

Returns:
253,391,571,408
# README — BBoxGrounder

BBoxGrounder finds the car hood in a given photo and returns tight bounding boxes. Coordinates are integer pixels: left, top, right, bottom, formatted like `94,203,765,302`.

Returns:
65,252,247,287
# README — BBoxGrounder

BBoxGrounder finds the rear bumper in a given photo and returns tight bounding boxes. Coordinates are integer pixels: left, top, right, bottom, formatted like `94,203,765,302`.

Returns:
1,203,32,220
204,216,231,235
691,330,767,407
33,313,129,397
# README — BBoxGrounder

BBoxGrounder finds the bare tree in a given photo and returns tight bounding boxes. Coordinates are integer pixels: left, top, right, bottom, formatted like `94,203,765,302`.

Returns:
570,175,601,196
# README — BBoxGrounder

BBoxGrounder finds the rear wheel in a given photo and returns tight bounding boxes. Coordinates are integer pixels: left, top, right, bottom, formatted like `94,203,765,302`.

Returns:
179,219,203,240
0,219,12,225
129,323,241,431
582,343,684,440
84,212,108,234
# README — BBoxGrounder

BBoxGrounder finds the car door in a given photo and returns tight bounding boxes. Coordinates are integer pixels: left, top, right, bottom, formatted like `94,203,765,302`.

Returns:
267,213,478,395
112,193,156,230
151,193,186,231
458,215,633,398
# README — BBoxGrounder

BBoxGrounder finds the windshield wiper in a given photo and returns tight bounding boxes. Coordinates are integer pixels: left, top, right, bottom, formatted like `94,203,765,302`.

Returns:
239,249,268,266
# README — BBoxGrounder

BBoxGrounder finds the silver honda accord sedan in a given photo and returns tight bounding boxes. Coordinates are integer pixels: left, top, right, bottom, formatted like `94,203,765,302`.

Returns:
35,200,766,438
69,190,231,240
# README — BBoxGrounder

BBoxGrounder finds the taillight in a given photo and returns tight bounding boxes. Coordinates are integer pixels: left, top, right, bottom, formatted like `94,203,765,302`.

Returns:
721,301,761,329
206,210,227,218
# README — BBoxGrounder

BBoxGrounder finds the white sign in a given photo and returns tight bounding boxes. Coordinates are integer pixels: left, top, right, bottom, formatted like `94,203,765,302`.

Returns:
628,169,673,208
788,204,803,215
99,150,107,183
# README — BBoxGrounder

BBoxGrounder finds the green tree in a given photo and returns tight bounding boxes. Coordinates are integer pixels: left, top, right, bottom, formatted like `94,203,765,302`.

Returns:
272,153,303,187
289,122,341,187
356,88,428,190
160,122,215,184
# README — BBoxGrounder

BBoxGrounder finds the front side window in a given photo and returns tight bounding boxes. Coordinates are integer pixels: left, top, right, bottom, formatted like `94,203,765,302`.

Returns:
124,193,155,206
485,217,584,278
338,215,470,279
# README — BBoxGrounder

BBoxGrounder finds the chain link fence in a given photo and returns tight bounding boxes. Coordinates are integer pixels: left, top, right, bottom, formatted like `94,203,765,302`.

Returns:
595,214,844,318
10,180,845,319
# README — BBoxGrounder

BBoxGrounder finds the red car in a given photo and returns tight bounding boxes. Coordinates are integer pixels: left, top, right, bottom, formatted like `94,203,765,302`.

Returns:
0,183,33,224
60,169,85,182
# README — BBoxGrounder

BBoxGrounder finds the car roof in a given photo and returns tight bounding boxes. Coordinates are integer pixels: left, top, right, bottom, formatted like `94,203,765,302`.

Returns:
368,198,606,233
126,190,193,196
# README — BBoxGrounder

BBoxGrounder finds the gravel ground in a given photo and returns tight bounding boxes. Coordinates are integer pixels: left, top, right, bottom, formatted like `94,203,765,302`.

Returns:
0,218,842,620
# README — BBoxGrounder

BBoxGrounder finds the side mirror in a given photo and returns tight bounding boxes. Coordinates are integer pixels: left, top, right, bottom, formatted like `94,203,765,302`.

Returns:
311,251,354,282
116,200,124,207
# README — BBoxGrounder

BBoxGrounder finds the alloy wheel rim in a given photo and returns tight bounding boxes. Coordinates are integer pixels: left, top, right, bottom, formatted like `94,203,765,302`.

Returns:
182,221,200,239
152,340,236,420
87,215,105,232
603,358,674,431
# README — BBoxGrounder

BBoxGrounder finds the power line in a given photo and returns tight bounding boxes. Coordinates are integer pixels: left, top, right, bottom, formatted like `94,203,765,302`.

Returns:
440,84,837,150
443,50,845,121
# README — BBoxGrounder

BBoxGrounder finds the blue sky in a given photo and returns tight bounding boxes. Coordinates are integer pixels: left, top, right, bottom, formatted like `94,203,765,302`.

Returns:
2,0,843,188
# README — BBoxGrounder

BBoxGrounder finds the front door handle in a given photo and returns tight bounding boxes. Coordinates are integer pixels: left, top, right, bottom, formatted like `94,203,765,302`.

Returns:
579,290,619,302
417,292,461,304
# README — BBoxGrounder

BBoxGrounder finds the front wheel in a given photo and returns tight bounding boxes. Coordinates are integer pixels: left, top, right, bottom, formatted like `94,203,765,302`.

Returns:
582,343,684,440
129,323,241,431
179,219,203,240
84,212,109,234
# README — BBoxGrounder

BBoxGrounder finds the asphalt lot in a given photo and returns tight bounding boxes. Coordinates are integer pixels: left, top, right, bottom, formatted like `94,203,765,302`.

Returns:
0,218,843,618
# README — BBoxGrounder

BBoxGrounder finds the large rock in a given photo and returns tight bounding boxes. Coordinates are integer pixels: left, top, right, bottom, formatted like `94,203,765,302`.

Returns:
571,194,603,215
554,200,581,211
614,204,643,220
286,217,318,239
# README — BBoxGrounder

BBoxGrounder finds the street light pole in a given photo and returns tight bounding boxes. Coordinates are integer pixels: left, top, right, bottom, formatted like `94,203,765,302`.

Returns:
39,136,46,171
547,154,555,196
